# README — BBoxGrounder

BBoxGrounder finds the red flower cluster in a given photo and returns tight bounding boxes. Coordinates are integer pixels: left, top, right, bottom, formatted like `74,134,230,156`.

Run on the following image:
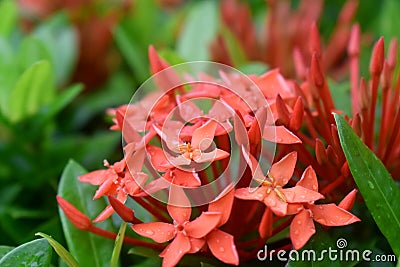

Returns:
58,46,360,266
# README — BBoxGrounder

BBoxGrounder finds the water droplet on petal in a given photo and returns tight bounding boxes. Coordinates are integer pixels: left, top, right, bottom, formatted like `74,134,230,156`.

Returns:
269,199,276,206
216,239,220,243
294,230,299,235
219,247,225,252
145,229,154,235
312,185,317,190
297,220,302,225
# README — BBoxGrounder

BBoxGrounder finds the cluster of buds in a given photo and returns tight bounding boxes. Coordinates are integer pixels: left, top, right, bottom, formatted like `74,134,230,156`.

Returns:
211,0,358,79
58,46,360,266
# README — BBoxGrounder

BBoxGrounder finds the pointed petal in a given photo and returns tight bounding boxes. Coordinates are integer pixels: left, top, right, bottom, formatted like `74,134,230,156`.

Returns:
185,212,221,238
172,169,201,187
93,205,114,222
254,69,292,99
146,145,171,172
207,229,239,265
241,146,265,181
132,222,175,243
194,149,230,163
281,186,324,203
235,187,268,202
269,151,297,186
290,209,315,250
176,95,203,122
338,189,357,211
93,178,116,199
160,232,191,267
264,193,287,216
191,120,217,150
310,204,361,226
168,155,191,166
208,100,233,122
208,184,235,226
167,186,191,223
139,177,170,196
126,148,145,173
153,125,180,153
297,166,319,192
259,208,273,239
263,126,302,144
125,172,147,195
286,203,304,215
78,170,110,185
188,238,206,254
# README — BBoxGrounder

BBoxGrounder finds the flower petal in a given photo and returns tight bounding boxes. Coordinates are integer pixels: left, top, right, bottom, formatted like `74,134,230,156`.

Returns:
146,145,171,172
269,151,297,186
338,189,357,211
290,209,315,250
259,208,273,239
207,229,239,265
167,186,192,223
185,212,221,238
208,184,235,226
191,120,217,150
264,193,287,216
93,178,116,199
93,205,114,223
176,95,204,122
235,187,268,202
139,177,170,196
78,170,110,185
160,232,191,267
188,237,206,254
194,149,230,163
168,155,192,166
297,166,319,192
172,169,201,187
263,125,302,144
241,146,265,181
281,186,324,203
310,204,361,226
132,222,175,243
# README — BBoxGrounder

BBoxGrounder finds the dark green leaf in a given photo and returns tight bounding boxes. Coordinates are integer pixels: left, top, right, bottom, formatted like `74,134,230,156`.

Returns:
0,238,52,267
35,232,79,267
58,160,116,267
0,0,17,38
177,0,219,61
334,114,400,256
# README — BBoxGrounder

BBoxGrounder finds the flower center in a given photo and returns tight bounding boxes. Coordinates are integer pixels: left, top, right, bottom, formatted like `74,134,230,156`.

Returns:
258,172,287,203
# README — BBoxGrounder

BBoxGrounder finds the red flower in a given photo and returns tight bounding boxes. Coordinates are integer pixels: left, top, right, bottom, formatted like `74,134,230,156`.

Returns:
236,150,324,216
289,167,360,249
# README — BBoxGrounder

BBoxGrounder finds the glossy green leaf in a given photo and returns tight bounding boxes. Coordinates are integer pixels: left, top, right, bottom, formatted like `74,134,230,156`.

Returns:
35,232,79,267
0,246,14,259
58,160,117,267
8,60,55,122
286,227,339,267
0,0,17,37
177,0,219,61
110,222,127,267
0,238,52,267
334,114,400,256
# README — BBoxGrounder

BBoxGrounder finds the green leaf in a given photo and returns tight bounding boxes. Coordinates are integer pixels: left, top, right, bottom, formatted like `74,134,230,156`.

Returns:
8,60,55,122
286,227,340,267
328,79,351,116
18,37,52,72
0,0,17,38
35,232,79,267
238,62,269,75
58,160,116,267
177,0,219,61
0,246,14,259
0,238,52,267
33,13,78,85
219,27,247,66
110,222,126,267
334,114,400,256
114,25,149,82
